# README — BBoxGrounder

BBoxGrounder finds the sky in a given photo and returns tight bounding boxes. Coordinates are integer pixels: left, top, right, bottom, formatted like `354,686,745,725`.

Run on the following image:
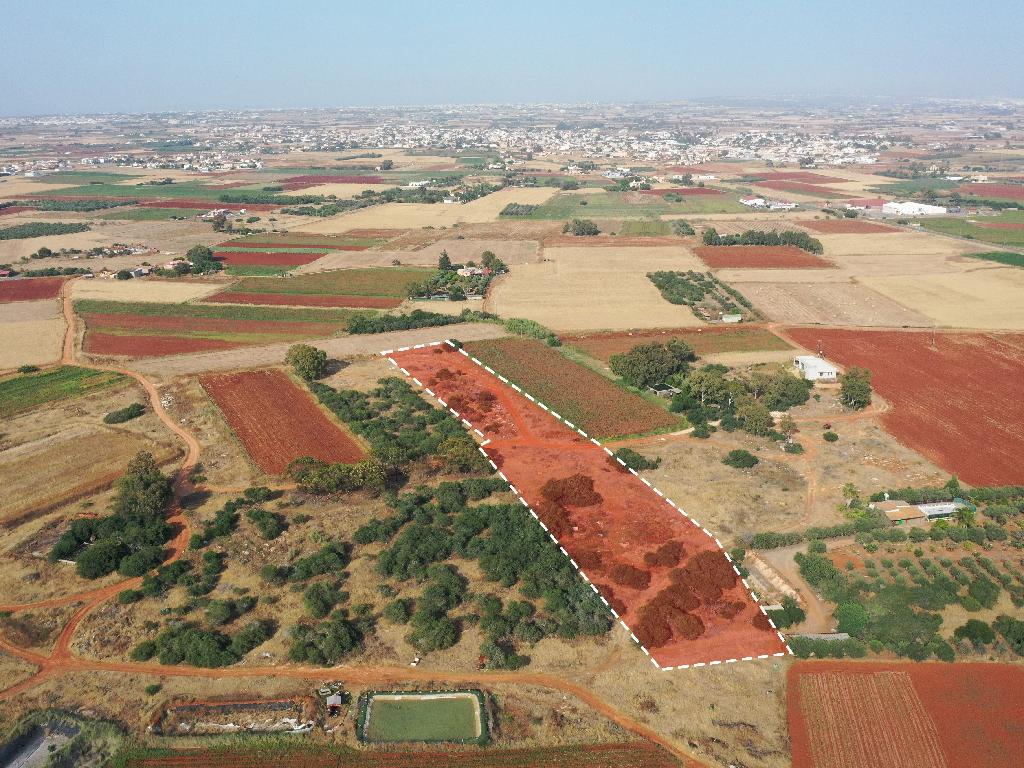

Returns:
3,0,1023,116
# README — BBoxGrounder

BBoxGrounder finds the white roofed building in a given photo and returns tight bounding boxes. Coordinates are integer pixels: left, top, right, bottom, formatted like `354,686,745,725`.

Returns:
794,355,838,382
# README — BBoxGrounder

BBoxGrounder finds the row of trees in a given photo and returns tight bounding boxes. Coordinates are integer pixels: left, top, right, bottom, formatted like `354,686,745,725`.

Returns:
701,228,824,254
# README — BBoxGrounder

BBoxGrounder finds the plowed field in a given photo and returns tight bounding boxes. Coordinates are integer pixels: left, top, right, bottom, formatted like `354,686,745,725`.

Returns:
785,328,1024,485
789,662,1024,768
694,246,831,269
801,220,899,234
128,741,682,768
562,327,791,360
86,333,243,357
753,180,847,198
957,183,1024,200
213,251,325,267
204,291,402,309
0,277,67,302
200,368,364,474
390,342,788,668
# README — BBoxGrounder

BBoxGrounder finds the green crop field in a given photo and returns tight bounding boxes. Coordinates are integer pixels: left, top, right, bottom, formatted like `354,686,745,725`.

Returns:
98,207,207,221
75,299,357,324
223,265,294,276
617,219,672,236
520,191,746,219
868,178,960,196
963,251,1024,268
227,267,434,298
364,694,481,743
0,366,125,418
918,214,1024,247
31,171,141,185
34,181,231,201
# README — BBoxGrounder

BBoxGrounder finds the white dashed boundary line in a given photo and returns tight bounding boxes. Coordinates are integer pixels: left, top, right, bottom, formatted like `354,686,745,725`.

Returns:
380,339,792,671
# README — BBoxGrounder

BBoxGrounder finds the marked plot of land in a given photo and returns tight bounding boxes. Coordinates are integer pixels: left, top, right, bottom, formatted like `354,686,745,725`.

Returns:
389,343,789,669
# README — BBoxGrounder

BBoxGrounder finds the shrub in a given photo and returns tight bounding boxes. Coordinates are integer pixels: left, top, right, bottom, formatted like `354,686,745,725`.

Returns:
954,618,995,645
611,447,661,471
823,431,839,442
103,403,145,424
722,449,758,469
286,344,328,381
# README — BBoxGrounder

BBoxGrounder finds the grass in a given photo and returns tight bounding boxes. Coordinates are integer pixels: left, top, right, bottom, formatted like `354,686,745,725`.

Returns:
227,267,434,298
522,191,746,220
963,251,1024,268
75,299,357,324
364,694,480,743
0,365,125,418
31,171,141,185
33,181,231,201
918,215,1024,247
224,265,294,276
868,178,960,196
98,207,207,221
617,219,672,236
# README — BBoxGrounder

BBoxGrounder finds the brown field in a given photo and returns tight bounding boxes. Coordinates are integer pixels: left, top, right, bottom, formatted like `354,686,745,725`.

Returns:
71,278,225,303
694,246,832,269
487,247,703,331
957,183,1024,200
85,333,244,357
814,231,984,275
739,280,932,326
203,291,402,309
785,327,1024,486
298,238,540,273
562,326,792,360
0,276,67,302
752,180,848,198
200,369,365,474
789,662,1024,768
0,299,65,369
800,220,900,234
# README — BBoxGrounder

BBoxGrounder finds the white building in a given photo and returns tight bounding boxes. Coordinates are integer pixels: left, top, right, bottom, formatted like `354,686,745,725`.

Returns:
882,201,947,217
740,196,767,208
794,355,838,382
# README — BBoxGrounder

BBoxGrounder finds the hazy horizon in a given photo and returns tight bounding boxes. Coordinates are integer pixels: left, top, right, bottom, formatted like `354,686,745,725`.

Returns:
4,0,1024,116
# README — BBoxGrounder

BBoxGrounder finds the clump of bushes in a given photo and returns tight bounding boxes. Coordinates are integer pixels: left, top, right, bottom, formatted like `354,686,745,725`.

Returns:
722,449,759,469
103,403,144,424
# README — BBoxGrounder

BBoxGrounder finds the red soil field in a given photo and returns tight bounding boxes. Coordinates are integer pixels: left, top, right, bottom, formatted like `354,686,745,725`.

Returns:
129,741,682,768
751,171,849,183
217,242,369,251
0,205,34,216
137,200,277,211
562,326,791,360
978,222,1024,231
845,197,885,208
957,183,1024,200
754,180,846,198
82,313,336,337
278,174,385,190
213,251,324,267
18,194,137,203
789,661,1024,768
200,369,364,475
694,245,832,269
801,220,899,234
204,291,402,309
0,276,67,302
85,332,243,357
785,328,1024,486
637,187,723,196
390,343,788,669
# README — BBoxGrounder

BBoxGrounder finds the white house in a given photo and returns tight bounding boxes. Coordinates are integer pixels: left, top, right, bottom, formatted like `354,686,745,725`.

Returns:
882,201,947,217
794,355,838,382
740,196,768,208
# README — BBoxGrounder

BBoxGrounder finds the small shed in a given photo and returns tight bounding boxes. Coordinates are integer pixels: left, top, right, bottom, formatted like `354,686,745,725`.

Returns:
794,355,838,382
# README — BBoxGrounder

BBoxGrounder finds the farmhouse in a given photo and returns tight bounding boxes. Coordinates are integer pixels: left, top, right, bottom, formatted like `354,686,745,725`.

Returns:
882,201,948,217
793,355,838,382
741,196,768,208
872,499,959,526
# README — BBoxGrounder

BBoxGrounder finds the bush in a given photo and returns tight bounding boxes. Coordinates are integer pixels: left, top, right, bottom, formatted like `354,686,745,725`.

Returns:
103,403,145,424
840,367,873,410
562,218,600,236
823,431,839,442
767,596,806,628
954,618,995,645
611,447,661,472
609,341,695,389
286,344,327,380
722,449,758,469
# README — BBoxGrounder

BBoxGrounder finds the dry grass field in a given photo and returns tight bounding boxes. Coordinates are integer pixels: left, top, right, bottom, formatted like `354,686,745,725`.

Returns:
71,277,226,303
814,231,985,276
0,299,65,369
740,280,933,326
860,268,1024,329
296,187,559,232
487,246,705,331
296,237,540,273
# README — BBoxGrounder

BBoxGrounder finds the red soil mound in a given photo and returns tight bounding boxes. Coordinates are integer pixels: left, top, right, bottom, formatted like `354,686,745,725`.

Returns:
85,333,242,357
200,369,364,475
801,219,899,234
694,245,832,269
609,564,652,590
644,541,686,568
0,276,66,303
540,473,603,506
786,327,1024,486
204,292,402,309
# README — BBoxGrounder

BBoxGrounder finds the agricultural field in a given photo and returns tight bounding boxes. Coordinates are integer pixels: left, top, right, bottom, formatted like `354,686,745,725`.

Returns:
77,300,354,358
0,365,125,418
738,280,932,327
71,278,225,304
124,741,682,768
617,219,673,236
464,337,678,437
785,327,1024,486
694,246,832,269
919,212,1024,247
956,182,1024,201
200,369,365,475
97,207,208,221
518,191,746,220
486,246,704,331
0,276,67,302
562,326,792,361
789,662,1024,768
749,180,848,198
0,299,65,369
800,219,899,234
391,343,788,669
361,691,482,743
205,267,433,309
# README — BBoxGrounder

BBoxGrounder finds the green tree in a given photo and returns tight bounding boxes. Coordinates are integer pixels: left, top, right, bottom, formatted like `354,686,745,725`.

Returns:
722,449,758,469
736,400,774,436
562,218,600,236
438,250,452,271
835,602,869,636
286,344,328,380
839,367,872,410
186,244,222,273
608,340,695,388
953,618,995,645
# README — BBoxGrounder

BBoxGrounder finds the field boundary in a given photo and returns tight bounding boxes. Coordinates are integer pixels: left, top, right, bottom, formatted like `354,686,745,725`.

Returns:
382,340,791,672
